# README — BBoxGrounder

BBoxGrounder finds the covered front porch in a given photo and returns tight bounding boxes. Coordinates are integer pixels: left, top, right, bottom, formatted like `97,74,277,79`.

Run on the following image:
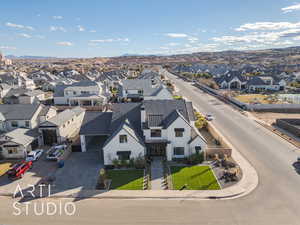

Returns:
69,96,104,106
145,140,169,158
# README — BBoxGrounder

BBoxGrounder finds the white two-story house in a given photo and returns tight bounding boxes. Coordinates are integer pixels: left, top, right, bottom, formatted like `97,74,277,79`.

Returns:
79,100,206,166
0,104,43,132
118,79,173,102
54,81,108,106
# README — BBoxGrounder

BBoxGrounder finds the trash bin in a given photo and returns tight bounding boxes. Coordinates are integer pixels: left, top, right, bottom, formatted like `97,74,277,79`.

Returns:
58,160,64,168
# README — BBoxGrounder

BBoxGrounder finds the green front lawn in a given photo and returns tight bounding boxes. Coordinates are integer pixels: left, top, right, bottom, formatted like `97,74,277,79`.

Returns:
107,169,144,190
171,166,220,190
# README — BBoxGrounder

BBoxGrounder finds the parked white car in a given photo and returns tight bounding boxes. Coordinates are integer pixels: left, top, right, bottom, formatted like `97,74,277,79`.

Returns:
205,114,214,121
26,149,44,161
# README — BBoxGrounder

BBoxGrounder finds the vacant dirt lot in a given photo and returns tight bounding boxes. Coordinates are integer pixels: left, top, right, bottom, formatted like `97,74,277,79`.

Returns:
251,112,300,125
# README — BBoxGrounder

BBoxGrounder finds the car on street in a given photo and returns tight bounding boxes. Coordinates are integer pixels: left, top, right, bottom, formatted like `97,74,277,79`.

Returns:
26,149,44,162
205,114,214,121
7,161,33,179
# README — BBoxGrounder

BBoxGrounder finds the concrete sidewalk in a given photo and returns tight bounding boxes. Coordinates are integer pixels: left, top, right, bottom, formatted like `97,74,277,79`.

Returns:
150,157,164,190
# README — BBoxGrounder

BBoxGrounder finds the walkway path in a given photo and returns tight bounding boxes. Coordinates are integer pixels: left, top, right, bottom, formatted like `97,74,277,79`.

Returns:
150,157,164,190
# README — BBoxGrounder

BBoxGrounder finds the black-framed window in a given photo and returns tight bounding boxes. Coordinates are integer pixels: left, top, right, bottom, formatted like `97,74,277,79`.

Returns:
151,129,161,137
25,121,30,128
195,146,201,154
173,147,184,156
11,121,18,127
117,151,131,160
174,128,184,137
119,135,128,143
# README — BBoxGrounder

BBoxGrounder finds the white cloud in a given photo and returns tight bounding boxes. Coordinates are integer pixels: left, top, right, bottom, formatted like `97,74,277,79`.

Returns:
0,46,16,50
213,29,300,45
282,3,300,13
294,36,300,40
77,25,85,32
36,35,45,39
56,41,73,46
165,33,188,38
5,22,34,31
19,33,32,38
50,26,67,32
167,42,180,46
90,30,96,33
187,37,199,43
236,22,300,31
89,38,129,43
53,16,63,20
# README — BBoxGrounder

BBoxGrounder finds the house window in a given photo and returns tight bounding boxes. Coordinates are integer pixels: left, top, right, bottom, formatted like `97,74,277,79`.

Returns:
173,147,184,156
175,128,184,137
11,121,18,127
138,89,143,94
151,129,161,137
119,135,127,143
117,151,131,160
25,121,30,128
73,91,77,95
7,148,18,154
195,146,202,154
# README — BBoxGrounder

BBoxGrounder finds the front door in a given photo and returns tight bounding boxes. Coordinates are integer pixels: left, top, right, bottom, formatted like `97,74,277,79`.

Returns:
148,143,166,157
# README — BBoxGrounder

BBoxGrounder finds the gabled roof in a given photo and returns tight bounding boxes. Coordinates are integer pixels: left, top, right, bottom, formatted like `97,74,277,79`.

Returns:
0,104,40,120
215,71,247,84
54,81,99,97
40,106,85,127
143,99,193,129
0,128,38,146
246,76,266,86
119,79,163,97
79,112,112,135
103,118,145,148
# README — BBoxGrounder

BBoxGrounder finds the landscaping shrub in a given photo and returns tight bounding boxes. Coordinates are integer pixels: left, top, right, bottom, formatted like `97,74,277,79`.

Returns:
187,152,204,165
112,159,120,168
134,156,146,169
194,112,208,129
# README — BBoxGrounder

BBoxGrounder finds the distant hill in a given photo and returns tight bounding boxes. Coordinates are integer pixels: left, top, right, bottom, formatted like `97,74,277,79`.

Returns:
6,55,58,59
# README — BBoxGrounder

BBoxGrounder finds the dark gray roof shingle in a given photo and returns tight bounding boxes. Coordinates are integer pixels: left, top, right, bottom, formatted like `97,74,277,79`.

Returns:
0,104,40,120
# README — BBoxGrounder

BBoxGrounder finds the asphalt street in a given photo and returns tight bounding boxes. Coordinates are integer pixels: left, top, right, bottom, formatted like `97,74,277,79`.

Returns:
1,71,300,225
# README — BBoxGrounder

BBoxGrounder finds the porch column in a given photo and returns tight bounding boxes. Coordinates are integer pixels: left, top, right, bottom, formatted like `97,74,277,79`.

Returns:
80,135,86,152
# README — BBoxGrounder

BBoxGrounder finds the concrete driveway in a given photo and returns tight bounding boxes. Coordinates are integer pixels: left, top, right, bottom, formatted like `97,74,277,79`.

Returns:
0,153,57,194
52,151,103,193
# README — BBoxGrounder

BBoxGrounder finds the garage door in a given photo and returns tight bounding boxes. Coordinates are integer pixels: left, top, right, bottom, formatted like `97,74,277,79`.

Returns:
42,129,57,146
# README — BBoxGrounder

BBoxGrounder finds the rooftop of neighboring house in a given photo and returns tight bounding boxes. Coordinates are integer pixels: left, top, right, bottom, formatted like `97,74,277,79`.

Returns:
0,83,12,91
3,87,28,98
54,80,100,97
20,89,45,97
40,106,85,127
143,99,196,129
38,105,57,117
119,78,165,97
214,71,247,84
0,128,39,146
0,104,40,120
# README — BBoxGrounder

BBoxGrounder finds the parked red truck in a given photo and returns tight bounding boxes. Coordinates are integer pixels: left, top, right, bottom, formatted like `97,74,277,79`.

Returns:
7,161,33,179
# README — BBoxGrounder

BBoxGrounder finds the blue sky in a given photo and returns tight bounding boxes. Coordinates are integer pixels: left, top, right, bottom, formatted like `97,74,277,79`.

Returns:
1,0,300,57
